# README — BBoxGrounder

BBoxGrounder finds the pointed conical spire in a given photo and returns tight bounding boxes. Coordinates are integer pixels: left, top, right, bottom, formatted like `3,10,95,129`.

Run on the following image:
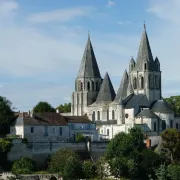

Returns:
136,24,154,70
96,72,115,104
113,70,129,103
77,35,101,78
127,79,134,95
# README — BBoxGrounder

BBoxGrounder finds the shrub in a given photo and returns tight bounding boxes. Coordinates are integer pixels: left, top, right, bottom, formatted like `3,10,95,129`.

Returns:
82,160,97,179
0,138,12,152
63,155,82,179
48,148,78,174
22,138,28,144
12,157,36,175
75,133,85,143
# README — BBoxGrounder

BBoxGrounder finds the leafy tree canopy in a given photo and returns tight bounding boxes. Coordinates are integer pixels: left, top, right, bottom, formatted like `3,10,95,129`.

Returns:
33,101,55,113
48,148,78,174
56,103,71,113
161,128,180,162
11,157,36,175
63,155,82,180
0,96,16,135
82,161,96,179
165,96,180,116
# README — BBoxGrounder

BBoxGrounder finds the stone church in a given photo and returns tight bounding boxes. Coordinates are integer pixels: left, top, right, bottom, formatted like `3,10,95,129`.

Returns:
71,25,179,139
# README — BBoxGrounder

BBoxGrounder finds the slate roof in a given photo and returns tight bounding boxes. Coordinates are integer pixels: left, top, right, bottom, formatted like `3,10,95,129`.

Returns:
136,108,158,118
64,116,93,124
136,26,154,70
95,72,116,104
77,35,101,78
124,94,149,108
151,100,174,113
113,70,129,104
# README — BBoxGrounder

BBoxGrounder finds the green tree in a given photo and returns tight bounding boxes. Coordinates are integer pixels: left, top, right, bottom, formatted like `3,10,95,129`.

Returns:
11,157,36,175
33,101,55,113
168,164,180,180
56,103,71,113
165,96,180,117
0,96,16,135
63,155,82,180
75,133,85,143
82,161,96,179
161,128,180,162
96,157,109,180
155,164,168,180
48,149,78,174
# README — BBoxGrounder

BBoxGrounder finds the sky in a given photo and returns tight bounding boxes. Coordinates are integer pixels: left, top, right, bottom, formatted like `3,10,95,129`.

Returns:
0,0,179,111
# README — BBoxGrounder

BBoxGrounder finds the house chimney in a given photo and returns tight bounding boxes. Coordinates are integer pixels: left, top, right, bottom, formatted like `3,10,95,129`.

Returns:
30,110,34,118
56,109,59,113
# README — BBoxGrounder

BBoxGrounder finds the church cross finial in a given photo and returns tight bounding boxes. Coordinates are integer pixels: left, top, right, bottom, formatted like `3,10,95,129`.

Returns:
88,30,90,38
144,21,146,29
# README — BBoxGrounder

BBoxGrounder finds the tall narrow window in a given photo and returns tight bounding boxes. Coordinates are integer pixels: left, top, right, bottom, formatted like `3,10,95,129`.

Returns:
107,129,109,136
92,81,94,91
59,127,62,136
133,77,137,89
149,75,153,89
144,63,147,70
78,81,83,91
155,76,159,89
31,127,34,133
176,123,178,130
112,110,115,120
107,110,109,121
141,77,144,89
154,122,157,131
92,111,95,121
170,120,173,128
87,82,90,91
44,126,48,136
97,111,100,120
96,82,99,91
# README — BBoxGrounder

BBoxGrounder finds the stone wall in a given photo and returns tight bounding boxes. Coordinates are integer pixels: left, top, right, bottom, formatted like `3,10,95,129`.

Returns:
7,139,107,169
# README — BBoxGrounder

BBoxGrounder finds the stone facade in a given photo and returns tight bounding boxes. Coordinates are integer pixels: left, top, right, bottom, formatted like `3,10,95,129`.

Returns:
71,25,178,139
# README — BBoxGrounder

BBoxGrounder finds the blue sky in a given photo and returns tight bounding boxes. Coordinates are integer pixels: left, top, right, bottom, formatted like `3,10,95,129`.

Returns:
0,0,179,111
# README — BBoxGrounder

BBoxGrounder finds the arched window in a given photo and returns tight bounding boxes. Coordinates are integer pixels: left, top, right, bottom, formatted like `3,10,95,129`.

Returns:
96,82,99,91
170,120,173,128
107,110,109,121
92,81,94,91
92,111,95,121
112,110,115,120
87,82,90,91
154,122,157,131
176,123,178,130
78,81,83,91
133,77,137,89
144,63,147,70
107,129,109,136
141,76,144,89
97,111,100,120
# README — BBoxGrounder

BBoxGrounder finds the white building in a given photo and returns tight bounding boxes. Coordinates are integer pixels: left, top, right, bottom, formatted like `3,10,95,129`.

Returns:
71,25,178,140
10,112,97,142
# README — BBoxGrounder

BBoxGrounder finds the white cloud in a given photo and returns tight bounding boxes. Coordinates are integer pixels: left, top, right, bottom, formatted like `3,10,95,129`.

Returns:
27,6,94,24
117,21,131,25
107,0,116,7
0,0,180,111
